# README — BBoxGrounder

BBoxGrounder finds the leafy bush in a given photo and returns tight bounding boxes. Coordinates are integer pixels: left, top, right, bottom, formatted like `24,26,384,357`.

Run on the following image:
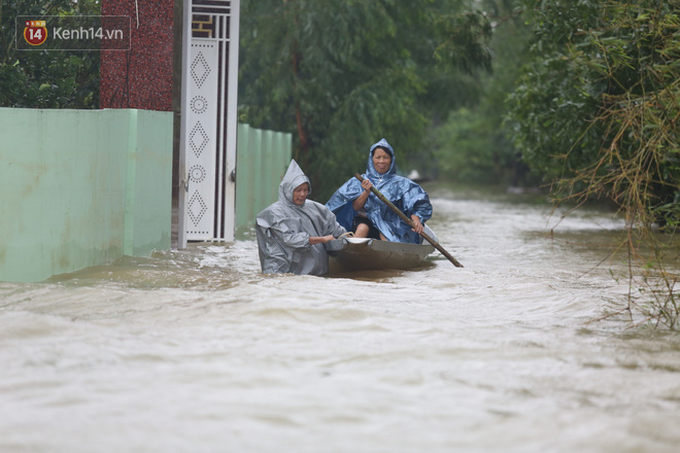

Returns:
0,0,100,109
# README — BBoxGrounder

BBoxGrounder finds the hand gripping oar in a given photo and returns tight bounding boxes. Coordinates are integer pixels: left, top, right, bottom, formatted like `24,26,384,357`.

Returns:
354,173,463,268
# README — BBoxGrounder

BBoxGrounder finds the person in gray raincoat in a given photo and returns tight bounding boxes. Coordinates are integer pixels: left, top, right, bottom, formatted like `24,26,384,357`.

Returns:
256,160,347,276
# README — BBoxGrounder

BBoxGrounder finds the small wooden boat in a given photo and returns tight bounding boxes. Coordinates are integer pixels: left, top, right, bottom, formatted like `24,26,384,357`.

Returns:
326,227,437,272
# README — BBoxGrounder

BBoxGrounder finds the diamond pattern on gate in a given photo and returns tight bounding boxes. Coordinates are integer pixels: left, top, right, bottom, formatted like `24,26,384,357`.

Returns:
190,51,211,89
188,190,208,226
189,121,209,158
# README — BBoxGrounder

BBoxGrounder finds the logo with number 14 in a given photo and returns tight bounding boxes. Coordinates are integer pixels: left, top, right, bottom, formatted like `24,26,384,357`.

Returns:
24,20,47,46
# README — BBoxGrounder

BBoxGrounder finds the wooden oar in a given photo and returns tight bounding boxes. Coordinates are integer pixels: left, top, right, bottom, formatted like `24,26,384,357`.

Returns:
354,173,463,268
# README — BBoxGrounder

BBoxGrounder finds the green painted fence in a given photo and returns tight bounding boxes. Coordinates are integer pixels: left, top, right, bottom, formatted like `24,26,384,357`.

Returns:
0,108,173,282
234,123,292,235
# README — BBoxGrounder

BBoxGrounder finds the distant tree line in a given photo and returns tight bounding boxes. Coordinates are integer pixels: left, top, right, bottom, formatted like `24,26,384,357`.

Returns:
238,0,678,211
238,0,495,200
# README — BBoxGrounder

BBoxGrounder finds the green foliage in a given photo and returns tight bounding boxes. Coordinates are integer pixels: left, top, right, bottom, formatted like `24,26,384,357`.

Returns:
0,0,100,108
433,106,522,185
433,9,492,74
507,0,680,208
505,0,603,180
433,0,536,186
238,0,493,200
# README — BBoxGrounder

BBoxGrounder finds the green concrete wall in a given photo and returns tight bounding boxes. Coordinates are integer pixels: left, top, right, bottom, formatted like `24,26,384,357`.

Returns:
0,108,173,282
235,123,292,235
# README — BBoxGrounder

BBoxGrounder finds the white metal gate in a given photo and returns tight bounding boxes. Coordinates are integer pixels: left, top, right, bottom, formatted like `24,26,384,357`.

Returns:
182,0,240,242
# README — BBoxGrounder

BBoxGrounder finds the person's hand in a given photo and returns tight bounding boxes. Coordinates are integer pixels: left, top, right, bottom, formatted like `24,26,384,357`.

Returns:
361,179,373,193
411,215,424,234
310,234,338,245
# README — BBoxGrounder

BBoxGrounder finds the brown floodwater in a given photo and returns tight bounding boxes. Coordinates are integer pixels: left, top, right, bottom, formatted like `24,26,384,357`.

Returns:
1,185,679,452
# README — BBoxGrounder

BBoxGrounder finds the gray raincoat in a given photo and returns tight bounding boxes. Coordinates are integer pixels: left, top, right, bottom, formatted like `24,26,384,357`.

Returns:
256,160,346,276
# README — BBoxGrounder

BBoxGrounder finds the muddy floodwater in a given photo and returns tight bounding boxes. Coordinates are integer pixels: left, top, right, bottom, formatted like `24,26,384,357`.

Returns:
2,185,680,453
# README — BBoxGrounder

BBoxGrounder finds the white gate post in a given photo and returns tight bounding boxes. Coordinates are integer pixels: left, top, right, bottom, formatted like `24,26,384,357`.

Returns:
176,0,193,249
222,0,240,242
181,0,240,242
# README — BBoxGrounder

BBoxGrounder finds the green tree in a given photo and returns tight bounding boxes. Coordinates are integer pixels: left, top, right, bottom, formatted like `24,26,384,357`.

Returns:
238,0,492,199
507,0,679,213
506,0,680,328
0,0,100,108
432,0,534,187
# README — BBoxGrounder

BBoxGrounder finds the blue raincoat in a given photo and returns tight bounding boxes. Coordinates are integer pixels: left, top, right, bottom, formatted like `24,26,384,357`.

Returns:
256,160,346,276
326,138,432,244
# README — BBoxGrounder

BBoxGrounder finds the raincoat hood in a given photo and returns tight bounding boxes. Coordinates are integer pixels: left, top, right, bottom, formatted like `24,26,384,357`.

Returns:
367,138,397,182
256,159,346,276
279,160,311,206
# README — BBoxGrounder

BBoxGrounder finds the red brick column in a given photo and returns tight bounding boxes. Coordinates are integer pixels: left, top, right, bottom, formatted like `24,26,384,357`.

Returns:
100,0,174,111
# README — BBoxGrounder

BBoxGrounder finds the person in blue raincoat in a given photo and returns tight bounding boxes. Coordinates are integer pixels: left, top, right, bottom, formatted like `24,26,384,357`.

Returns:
256,159,347,276
326,138,432,244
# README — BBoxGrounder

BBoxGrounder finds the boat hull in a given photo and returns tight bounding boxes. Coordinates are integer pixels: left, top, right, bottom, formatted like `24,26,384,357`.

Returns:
326,238,434,272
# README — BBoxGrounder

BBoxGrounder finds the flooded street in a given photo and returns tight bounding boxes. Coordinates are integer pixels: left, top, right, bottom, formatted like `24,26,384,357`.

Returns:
2,185,680,453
